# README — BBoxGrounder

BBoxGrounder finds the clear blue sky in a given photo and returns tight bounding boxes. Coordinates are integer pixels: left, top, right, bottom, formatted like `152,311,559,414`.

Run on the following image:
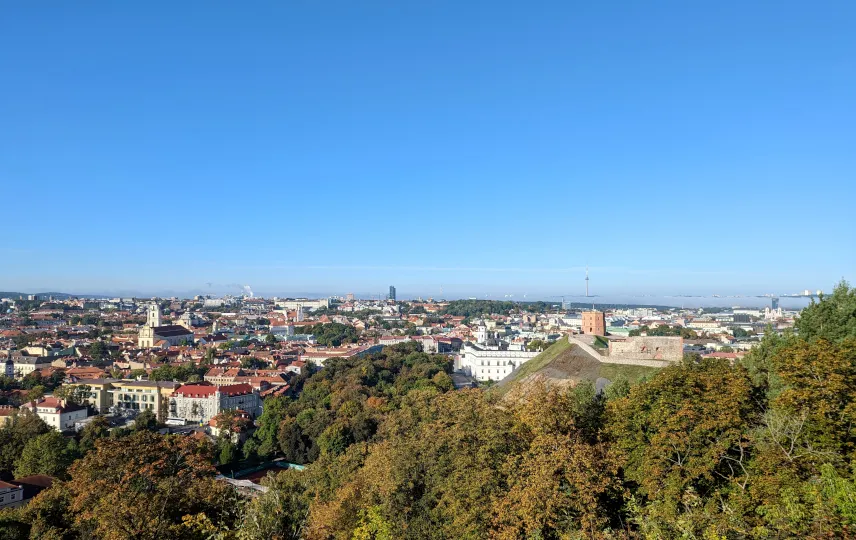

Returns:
1,1,853,299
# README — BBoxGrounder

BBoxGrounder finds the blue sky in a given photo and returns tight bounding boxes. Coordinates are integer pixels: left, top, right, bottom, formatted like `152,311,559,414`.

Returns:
1,1,854,299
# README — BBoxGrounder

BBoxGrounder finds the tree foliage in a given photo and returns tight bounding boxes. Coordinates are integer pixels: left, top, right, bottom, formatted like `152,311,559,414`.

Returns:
15,430,75,479
796,280,856,342
302,323,359,347
8,431,240,539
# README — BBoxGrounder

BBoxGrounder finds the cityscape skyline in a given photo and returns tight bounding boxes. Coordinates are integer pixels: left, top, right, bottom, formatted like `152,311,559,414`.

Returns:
1,274,841,307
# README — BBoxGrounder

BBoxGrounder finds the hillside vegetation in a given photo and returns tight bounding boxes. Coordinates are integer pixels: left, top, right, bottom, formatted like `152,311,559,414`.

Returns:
496,337,660,396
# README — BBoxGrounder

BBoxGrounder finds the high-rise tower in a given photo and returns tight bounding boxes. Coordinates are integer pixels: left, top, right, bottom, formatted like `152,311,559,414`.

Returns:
585,266,590,297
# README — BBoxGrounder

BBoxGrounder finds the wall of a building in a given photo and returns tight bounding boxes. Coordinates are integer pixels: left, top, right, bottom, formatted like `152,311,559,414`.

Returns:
607,336,683,362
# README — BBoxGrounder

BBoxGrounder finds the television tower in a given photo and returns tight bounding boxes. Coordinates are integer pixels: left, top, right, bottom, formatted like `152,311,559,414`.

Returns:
585,266,590,297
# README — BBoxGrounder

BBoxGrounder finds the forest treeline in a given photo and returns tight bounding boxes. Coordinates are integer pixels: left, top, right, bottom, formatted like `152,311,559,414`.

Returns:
0,282,854,539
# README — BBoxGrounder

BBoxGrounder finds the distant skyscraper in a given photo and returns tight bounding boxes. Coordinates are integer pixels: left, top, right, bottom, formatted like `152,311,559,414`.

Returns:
771,297,779,310
389,286,396,301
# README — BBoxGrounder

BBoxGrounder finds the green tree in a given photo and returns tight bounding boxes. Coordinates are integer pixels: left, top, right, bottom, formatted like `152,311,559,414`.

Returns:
15,430,75,479
217,438,237,465
254,396,289,458
795,280,856,342
317,423,351,457
238,470,309,540
32,430,239,539
607,358,758,535
134,409,160,432
0,409,50,476
768,339,856,461
88,340,107,360
54,384,92,406
78,415,111,454
24,385,45,402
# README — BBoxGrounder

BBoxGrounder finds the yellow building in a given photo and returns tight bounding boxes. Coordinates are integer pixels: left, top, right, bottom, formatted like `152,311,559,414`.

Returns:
65,379,180,419
111,380,179,418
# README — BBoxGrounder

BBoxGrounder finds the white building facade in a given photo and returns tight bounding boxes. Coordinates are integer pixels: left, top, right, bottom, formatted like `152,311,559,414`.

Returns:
169,383,261,424
455,344,539,382
0,481,24,510
20,398,88,431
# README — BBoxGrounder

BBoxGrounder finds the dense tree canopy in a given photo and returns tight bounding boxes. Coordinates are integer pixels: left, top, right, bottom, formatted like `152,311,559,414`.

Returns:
796,280,856,342
250,342,453,465
302,323,359,347
440,300,518,317
5,431,239,540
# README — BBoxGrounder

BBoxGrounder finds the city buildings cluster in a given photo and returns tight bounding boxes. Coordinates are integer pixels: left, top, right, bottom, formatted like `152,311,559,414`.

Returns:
0,289,790,501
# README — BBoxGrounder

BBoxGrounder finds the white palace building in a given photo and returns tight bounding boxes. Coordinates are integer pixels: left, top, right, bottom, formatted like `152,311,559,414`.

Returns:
454,325,540,382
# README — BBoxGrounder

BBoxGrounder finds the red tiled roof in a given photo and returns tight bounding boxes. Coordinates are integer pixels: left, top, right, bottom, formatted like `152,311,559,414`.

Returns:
217,383,254,397
175,384,216,397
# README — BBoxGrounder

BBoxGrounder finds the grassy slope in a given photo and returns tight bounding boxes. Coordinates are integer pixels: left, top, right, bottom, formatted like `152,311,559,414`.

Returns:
500,338,574,384
496,338,660,393
598,362,659,383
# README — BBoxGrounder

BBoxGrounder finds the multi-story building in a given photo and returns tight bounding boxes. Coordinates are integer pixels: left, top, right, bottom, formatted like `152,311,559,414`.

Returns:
73,378,118,412
110,380,180,417
20,397,88,431
455,344,539,382
0,405,16,427
687,319,724,332
274,298,329,311
66,379,179,418
11,356,52,378
204,367,244,385
299,344,383,367
0,481,24,510
169,383,261,424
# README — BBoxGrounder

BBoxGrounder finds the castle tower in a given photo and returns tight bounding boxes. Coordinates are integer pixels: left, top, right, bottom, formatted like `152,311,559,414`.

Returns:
581,310,606,336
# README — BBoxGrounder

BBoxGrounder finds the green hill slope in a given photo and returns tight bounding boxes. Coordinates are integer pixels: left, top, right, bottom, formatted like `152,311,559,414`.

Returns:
495,337,659,395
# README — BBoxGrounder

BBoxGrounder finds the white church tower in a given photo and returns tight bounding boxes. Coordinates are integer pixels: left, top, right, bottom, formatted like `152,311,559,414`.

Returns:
138,303,162,348
147,303,162,328
476,325,489,345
